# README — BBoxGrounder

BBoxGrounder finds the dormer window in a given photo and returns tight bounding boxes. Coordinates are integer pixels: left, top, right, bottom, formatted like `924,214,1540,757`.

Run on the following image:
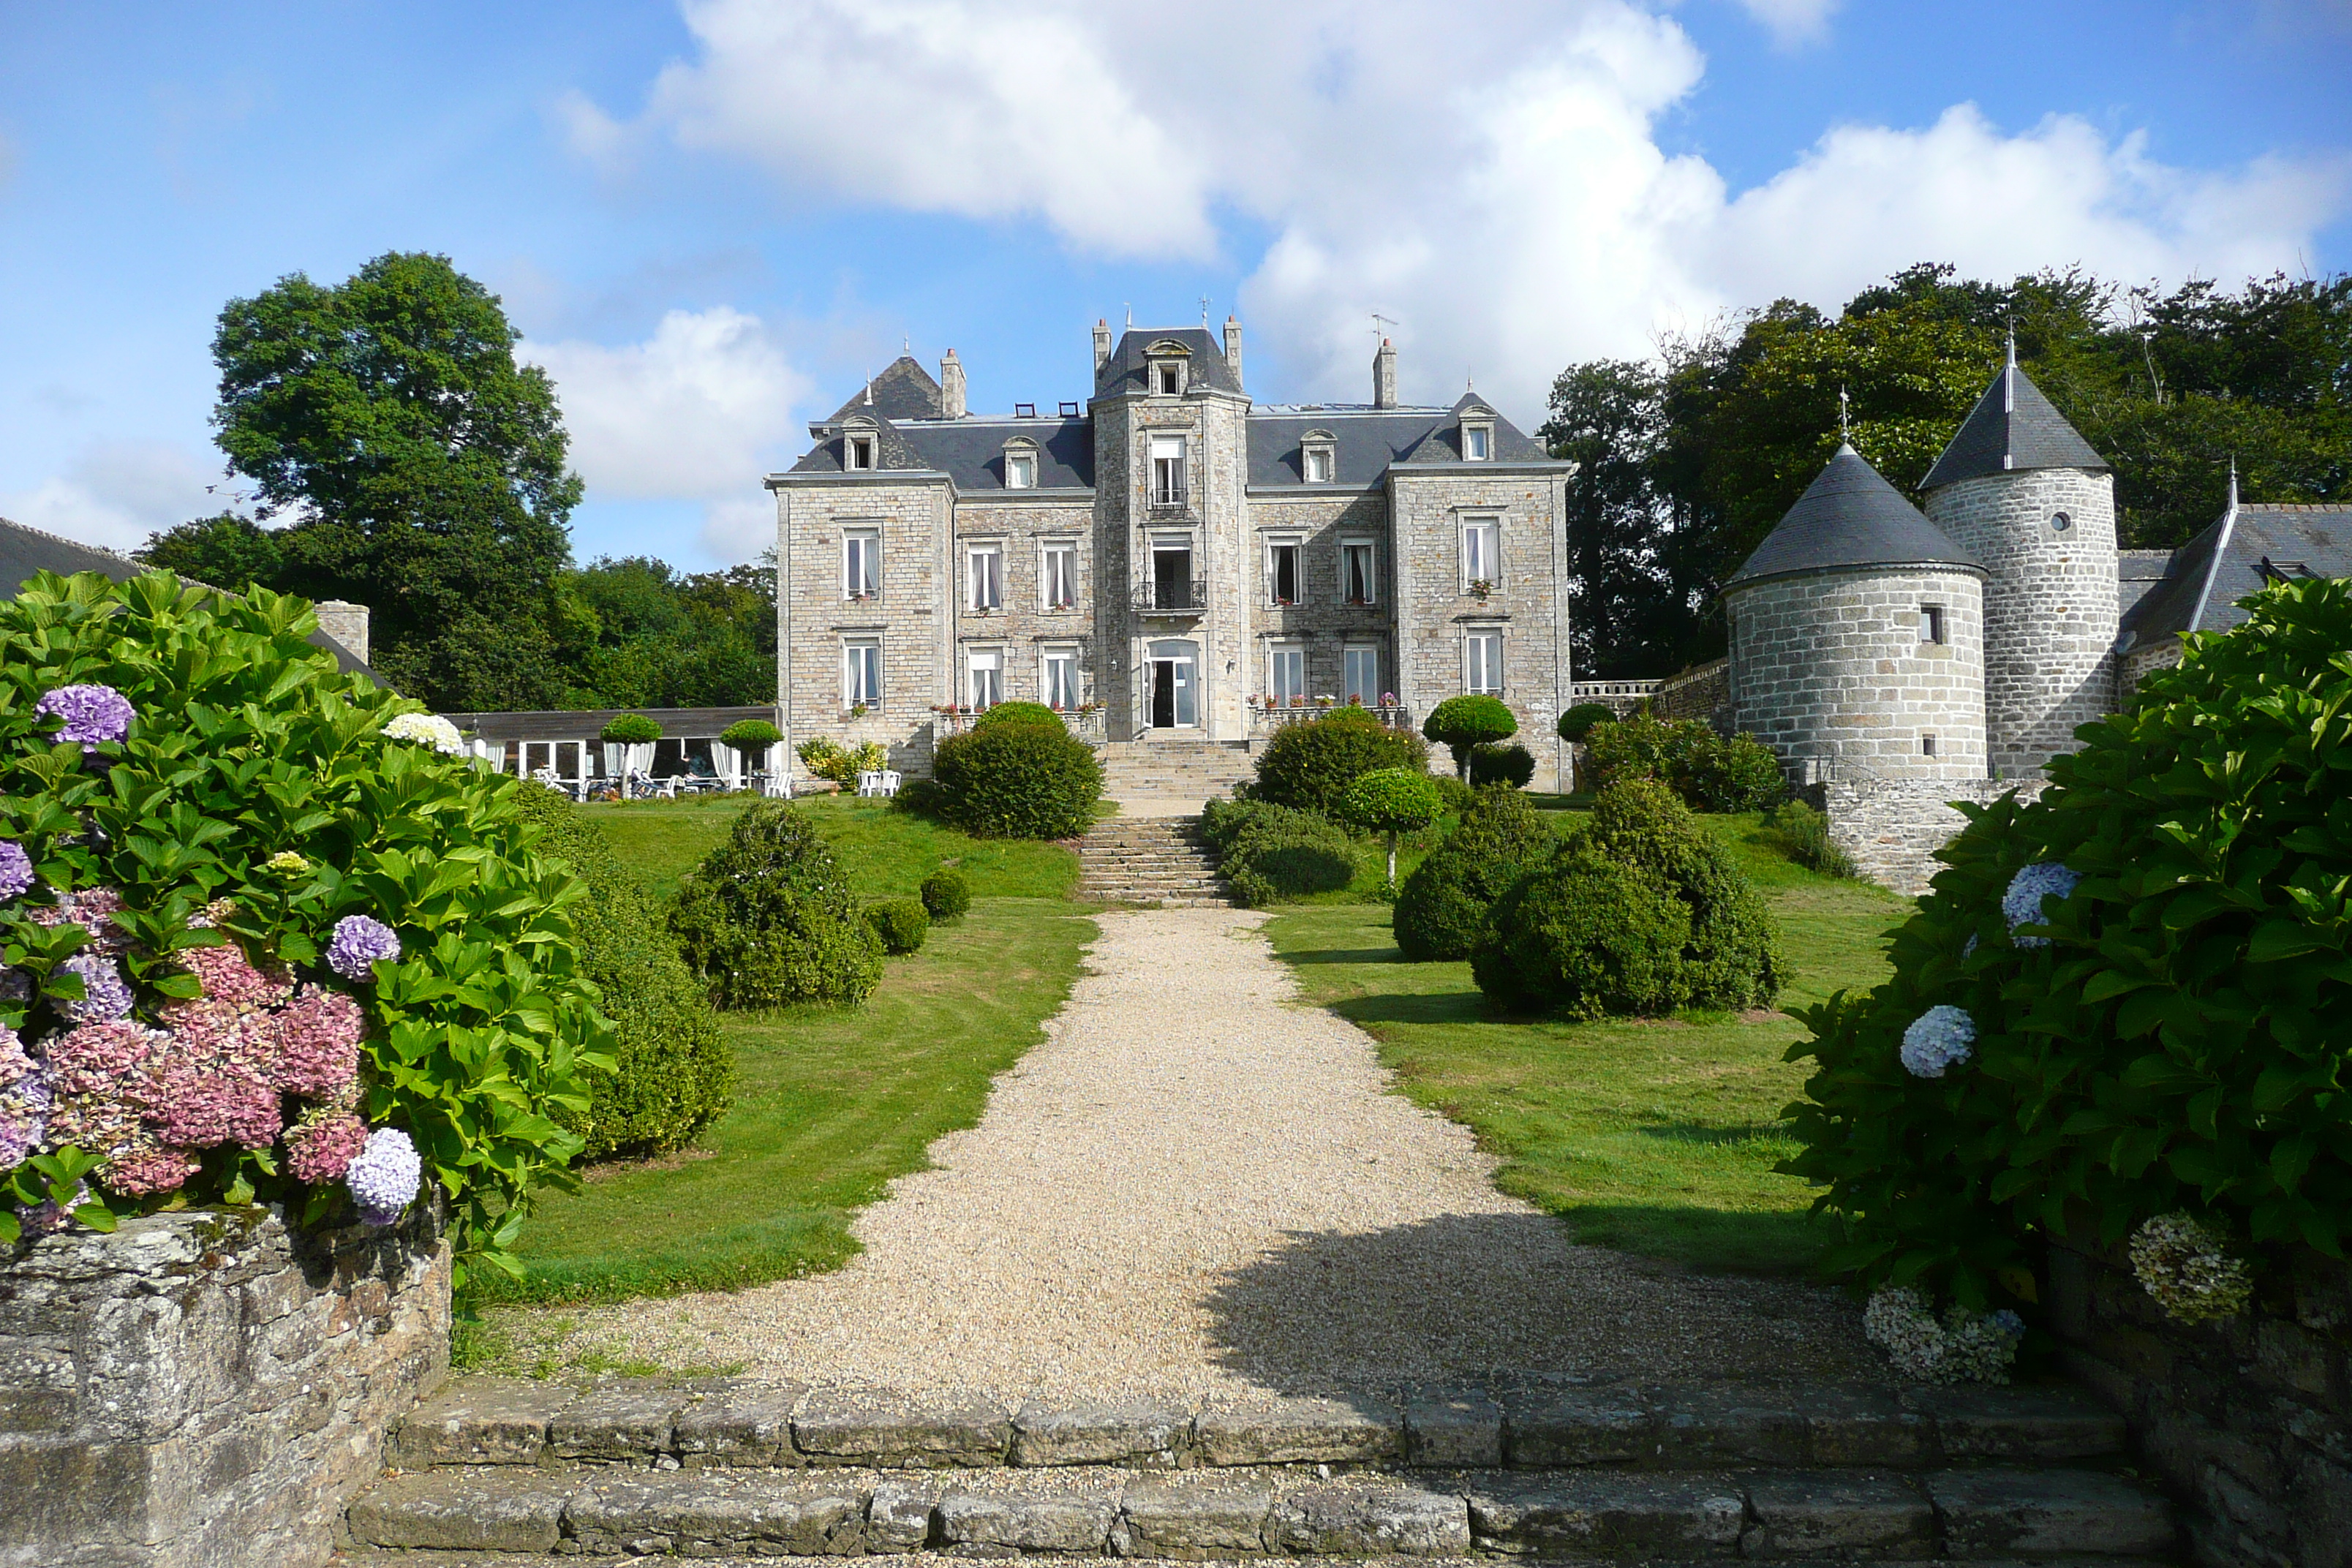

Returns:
1158,364,1182,396
845,432,877,471
1464,426,1489,461
1003,438,1039,490
1145,339,1191,399
1301,429,1336,483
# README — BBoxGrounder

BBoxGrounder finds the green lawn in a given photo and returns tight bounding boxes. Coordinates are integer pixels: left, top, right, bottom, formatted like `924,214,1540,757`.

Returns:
1265,811,1908,1275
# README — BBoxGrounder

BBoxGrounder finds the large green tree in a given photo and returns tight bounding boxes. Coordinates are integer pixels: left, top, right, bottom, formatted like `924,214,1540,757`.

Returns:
1539,359,1684,676
554,555,777,708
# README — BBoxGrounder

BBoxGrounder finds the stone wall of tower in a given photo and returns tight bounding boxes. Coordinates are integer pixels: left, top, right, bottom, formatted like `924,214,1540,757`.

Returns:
1726,566,1987,781
1924,470,2119,777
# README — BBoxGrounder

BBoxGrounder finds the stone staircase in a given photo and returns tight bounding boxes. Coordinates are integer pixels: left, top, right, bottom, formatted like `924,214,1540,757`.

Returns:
1076,816,1235,907
1097,737,1258,803
338,1375,2182,1563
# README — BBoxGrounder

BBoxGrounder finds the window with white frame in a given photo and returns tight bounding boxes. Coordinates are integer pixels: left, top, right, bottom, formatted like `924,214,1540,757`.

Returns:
1341,540,1376,605
1041,646,1080,711
1305,447,1333,482
843,527,880,600
1344,646,1379,706
843,638,881,709
1004,445,1037,489
1041,540,1077,609
1460,516,1500,589
1463,424,1490,461
1464,630,1504,695
1267,538,1302,605
967,647,1003,710
1155,361,1185,396
968,543,1003,611
1270,643,1307,706
1150,434,1187,506
1920,604,1947,645
1301,430,1336,483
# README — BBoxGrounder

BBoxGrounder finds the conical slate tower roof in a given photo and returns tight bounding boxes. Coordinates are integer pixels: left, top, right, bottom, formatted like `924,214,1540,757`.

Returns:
1727,444,1983,588
1921,344,2109,489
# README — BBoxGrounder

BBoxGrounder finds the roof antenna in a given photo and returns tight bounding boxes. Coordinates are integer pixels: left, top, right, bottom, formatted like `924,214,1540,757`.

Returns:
1371,311,1396,342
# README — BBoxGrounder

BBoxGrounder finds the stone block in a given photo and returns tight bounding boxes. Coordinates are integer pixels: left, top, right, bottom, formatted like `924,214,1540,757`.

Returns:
794,1390,1010,1468
391,1377,578,1468
1656,1385,1809,1466
562,1470,868,1556
1741,1472,1934,1558
548,1382,688,1463
2257,1319,2338,1400
1500,1386,1656,1466
865,1479,942,1553
1403,1394,1504,1469
1117,1480,1275,1558
1264,1481,1473,1556
1010,1398,1191,1467
1801,1384,1931,1466
938,1486,1118,1554
343,1470,570,1553
1911,1384,2127,1461
1463,1473,1746,1555
1926,1467,2174,1558
1192,1398,1401,1466
674,1379,806,1468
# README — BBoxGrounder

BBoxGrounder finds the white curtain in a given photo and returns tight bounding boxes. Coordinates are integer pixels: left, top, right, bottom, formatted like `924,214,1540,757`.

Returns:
717,745,745,788
627,742,655,777
601,742,625,779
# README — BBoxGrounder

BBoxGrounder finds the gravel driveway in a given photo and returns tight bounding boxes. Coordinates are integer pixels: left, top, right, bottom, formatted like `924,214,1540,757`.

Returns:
540,907,1874,1400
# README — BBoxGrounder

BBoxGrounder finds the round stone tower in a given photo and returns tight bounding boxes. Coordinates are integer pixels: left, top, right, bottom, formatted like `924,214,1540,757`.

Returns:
1920,341,2118,777
1725,444,1987,782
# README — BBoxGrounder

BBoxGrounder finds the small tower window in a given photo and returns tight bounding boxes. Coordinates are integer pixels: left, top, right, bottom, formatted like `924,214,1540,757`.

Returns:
2050,511,2073,533
1920,605,1946,644
1922,734,1938,757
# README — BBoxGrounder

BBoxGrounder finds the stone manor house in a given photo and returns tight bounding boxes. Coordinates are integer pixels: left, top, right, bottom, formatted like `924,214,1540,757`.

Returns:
767,321,1574,789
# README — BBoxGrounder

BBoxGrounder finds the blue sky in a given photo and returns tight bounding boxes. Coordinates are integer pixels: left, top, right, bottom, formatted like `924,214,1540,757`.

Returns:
2,1,2346,570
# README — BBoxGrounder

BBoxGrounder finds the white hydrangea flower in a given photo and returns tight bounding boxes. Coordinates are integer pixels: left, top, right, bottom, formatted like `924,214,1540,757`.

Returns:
1901,1005,1977,1079
1864,1286,2026,1384
2130,1213,2254,1325
2002,862,2081,948
382,712,466,755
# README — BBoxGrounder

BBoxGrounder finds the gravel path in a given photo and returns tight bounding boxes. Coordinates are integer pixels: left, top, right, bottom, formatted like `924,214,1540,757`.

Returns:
541,907,1875,1400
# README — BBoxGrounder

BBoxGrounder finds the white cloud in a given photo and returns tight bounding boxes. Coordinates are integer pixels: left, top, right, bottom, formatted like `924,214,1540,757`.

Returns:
0,442,229,555
1725,0,1842,48
577,0,2351,422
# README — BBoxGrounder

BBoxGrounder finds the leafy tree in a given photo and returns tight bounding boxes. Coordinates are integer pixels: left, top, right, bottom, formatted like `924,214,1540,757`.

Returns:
1338,767,1442,885
554,554,775,708
137,512,284,592
1539,360,1680,676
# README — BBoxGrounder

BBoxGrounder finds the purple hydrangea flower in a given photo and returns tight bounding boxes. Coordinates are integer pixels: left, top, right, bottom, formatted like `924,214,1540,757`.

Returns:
2002,862,2082,949
1901,1004,1978,1079
0,970,26,1003
36,685,135,750
17,1180,87,1238
344,1126,422,1226
0,842,31,902
325,915,401,981
59,952,133,1024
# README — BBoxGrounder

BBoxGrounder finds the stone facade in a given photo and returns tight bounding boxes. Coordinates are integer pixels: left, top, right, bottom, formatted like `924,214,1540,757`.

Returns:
1798,777,2046,896
0,1203,451,1568
1650,660,1729,728
1727,567,1987,782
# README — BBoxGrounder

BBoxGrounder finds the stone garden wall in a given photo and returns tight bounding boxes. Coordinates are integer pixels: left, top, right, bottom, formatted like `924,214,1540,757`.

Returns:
0,1202,451,1568
1799,777,2047,896
2048,1228,2352,1568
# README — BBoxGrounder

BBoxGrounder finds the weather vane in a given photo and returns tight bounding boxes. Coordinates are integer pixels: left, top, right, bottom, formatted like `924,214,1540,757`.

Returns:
1838,384,1850,440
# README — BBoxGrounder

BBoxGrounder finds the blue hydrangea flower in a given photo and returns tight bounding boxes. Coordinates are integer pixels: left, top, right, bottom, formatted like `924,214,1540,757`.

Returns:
1901,1004,1978,1079
326,915,401,981
59,952,133,1024
2002,862,2081,948
0,842,31,902
345,1126,422,1226
35,685,134,750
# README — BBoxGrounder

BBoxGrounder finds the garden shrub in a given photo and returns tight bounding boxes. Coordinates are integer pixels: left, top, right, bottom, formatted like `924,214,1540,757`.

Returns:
1469,852,1692,1019
669,801,883,1009
1557,702,1616,743
600,713,661,744
1249,707,1428,814
511,783,730,1161
919,866,970,921
796,736,886,788
1575,780,1784,1011
1469,742,1536,789
1784,577,2352,1319
0,570,611,1284
1422,695,1518,780
864,897,930,955
717,719,783,752
1338,767,1443,886
1199,798,1357,908
932,721,1101,839
1771,799,1855,878
973,701,1062,731
1431,775,1477,818
1582,715,1785,812
1393,787,1556,962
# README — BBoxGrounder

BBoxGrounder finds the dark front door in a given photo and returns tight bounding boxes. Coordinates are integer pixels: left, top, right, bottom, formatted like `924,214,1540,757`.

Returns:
1150,662,1176,728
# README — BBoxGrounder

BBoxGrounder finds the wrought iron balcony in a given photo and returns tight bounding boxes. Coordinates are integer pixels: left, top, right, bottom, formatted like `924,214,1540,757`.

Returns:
1133,579,1208,614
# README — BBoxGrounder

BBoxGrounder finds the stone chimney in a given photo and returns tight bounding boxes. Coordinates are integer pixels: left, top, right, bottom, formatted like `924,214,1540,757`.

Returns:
940,349,966,418
1373,338,1398,409
314,599,370,665
1223,315,1244,388
1093,318,1113,373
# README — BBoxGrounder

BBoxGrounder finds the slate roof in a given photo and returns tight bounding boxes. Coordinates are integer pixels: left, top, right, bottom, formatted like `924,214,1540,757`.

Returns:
1392,391,1553,466
0,515,382,680
1094,328,1244,397
901,416,1096,491
1245,408,1458,487
1921,352,2110,489
2121,503,2352,647
1727,444,1983,588
826,356,943,422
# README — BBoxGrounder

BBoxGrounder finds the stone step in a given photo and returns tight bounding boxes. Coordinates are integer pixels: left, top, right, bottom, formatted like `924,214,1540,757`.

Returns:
344,1461,2176,1560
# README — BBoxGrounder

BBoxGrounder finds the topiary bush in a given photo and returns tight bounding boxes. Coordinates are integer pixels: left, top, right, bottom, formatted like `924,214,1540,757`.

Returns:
1469,852,1692,1019
1576,780,1784,1011
1199,798,1358,908
1423,695,1519,780
1338,767,1444,886
1393,787,1557,962
1431,775,1477,818
932,721,1101,839
511,783,731,1162
919,866,970,921
1250,708,1429,814
1469,742,1536,789
1783,577,2352,1319
1557,702,1616,743
0,570,612,1284
973,701,1062,731
718,718,783,752
864,897,930,955
669,801,883,1009
600,713,661,745
1582,715,1785,813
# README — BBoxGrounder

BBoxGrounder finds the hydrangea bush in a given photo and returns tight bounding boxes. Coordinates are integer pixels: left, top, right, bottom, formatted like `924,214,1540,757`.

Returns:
0,570,611,1284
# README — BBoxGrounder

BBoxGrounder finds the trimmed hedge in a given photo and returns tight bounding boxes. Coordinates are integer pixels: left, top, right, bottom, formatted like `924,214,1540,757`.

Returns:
1581,715,1785,813
1469,742,1536,788
932,722,1101,839
1470,852,1692,1019
718,718,783,751
864,897,930,955
1249,708,1428,814
600,713,661,744
1393,787,1556,962
512,783,731,1161
1578,780,1784,1011
669,801,883,1009
973,701,1062,731
919,866,971,921
1423,695,1518,780
1557,702,1616,742
1199,798,1358,908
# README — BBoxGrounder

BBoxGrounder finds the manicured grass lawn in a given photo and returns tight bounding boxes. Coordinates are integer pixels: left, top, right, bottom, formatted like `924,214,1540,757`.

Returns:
1264,810,1908,1276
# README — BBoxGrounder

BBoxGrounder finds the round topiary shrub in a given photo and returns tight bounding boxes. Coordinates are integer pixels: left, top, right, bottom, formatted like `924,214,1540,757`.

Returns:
1423,695,1519,780
932,721,1101,839
510,783,731,1162
1250,708,1429,814
1470,852,1692,1019
1394,787,1557,962
1469,742,1536,789
1557,702,1616,742
973,701,1063,731
864,897,930,955
600,713,662,745
1338,767,1444,886
718,718,783,752
1576,779,1784,1011
0,571,611,1283
1784,577,2352,1321
669,801,883,1009
919,866,970,921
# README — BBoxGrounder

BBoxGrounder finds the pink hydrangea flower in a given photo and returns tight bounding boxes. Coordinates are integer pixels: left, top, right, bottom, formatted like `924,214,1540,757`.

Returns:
181,941,294,1011
271,985,365,1096
284,1109,369,1184
42,1019,160,1098
102,1136,201,1196
150,1060,280,1150
31,887,130,956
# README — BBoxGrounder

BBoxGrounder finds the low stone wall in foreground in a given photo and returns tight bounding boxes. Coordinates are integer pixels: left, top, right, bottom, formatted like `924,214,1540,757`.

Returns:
1800,777,2047,896
0,1202,450,1568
